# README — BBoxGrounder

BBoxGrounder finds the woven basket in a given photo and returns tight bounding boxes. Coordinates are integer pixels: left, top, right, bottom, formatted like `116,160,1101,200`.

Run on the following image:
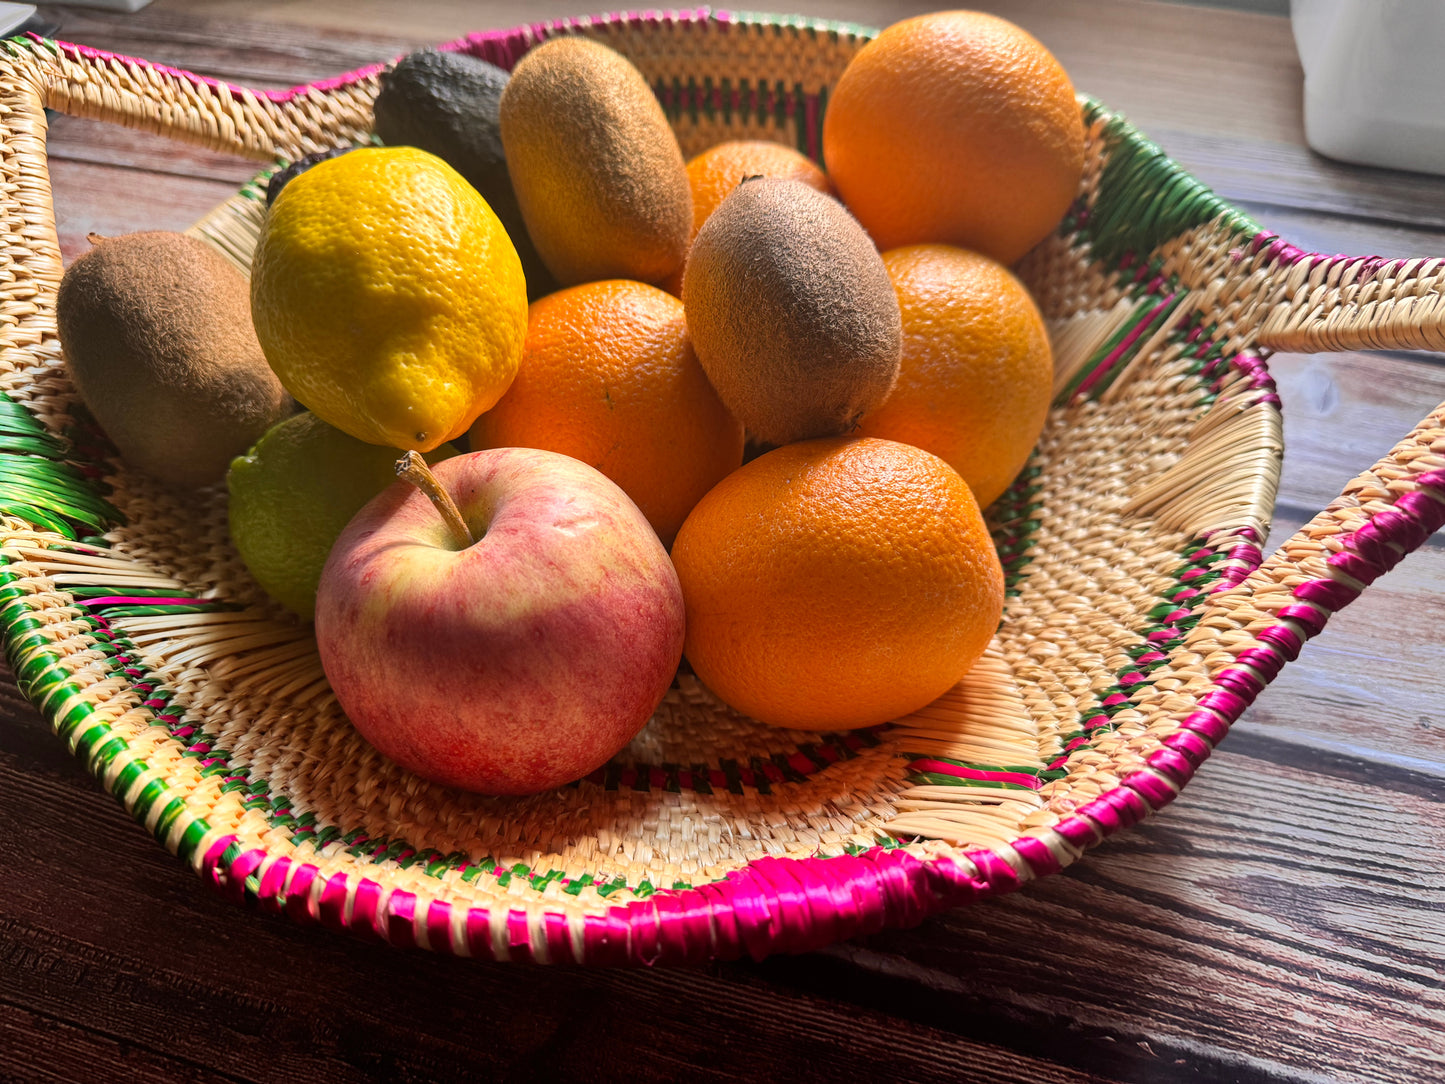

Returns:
3,12,1443,966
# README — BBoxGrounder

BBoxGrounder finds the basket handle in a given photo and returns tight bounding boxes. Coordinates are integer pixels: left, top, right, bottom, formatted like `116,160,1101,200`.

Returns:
21,35,381,162
1196,396,1445,745
1255,247,1445,354
1234,244,1445,596
1220,245,1445,710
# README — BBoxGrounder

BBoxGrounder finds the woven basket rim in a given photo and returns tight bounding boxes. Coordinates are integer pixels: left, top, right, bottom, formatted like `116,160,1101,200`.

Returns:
36,7,884,104
0,10,1400,965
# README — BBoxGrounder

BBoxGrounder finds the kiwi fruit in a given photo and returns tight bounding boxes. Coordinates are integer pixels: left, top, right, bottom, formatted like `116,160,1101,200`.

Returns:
499,37,691,287
682,178,902,446
372,48,556,300
56,231,295,489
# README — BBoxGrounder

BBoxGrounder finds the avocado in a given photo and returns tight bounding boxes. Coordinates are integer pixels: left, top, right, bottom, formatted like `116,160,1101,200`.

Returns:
373,48,556,300
267,147,353,206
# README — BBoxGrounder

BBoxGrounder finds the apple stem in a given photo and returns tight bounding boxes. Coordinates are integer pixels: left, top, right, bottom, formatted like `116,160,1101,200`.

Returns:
395,451,475,549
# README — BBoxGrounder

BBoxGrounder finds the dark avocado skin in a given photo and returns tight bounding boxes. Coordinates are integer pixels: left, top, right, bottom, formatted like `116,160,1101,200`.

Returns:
266,147,352,206
373,48,557,301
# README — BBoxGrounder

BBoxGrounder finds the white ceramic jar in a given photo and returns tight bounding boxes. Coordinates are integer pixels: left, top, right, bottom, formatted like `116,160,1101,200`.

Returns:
1292,0,1445,176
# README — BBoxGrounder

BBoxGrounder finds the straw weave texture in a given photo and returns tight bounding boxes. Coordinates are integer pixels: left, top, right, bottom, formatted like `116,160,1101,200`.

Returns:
1,14,1442,963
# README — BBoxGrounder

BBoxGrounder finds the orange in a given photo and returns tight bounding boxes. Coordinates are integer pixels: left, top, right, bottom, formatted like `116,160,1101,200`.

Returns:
686,140,832,239
857,244,1052,508
822,11,1084,264
661,140,832,296
468,280,743,546
671,437,1004,730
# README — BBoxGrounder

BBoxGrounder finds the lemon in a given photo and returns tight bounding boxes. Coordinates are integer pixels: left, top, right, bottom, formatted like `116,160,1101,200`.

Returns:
251,146,527,452
227,412,456,619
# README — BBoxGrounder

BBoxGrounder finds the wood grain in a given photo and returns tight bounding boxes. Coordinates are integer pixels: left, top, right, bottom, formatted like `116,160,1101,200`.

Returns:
43,2,1445,233
49,158,245,265
46,115,269,183
39,6,419,89
1239,531,1445,778
0,1004,245,1084
11,3,1445,1083
1269,349,1445,516
844,745,1445,1083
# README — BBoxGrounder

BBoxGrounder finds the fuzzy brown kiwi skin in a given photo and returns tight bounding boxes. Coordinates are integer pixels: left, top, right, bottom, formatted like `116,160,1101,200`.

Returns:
499,37,691,287
56,232,295,489
682,178,902,447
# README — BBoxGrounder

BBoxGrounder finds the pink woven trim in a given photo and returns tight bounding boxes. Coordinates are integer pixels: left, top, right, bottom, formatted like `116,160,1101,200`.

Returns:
1074,292,1179,400
1224,352,1282,412
199,840,1020,964
1413,468,1445,493
74,595,218,608
1251,233,1405,284
284,863,321,924
47,36,390,103
1047,463,1445,860
585,457,1445,964
1010,834,1064,877
437,8,716,74
1203,350,1280,594
202,444,1445,966
906,759,1044,789
1209,527,1267,593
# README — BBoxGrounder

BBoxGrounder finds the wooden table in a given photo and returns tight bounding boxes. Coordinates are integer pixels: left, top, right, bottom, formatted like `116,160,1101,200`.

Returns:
4,2,1443,1081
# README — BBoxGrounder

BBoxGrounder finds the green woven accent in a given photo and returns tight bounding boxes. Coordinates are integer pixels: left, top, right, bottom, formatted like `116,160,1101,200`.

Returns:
94,602,234,618
988,459,1043,597
726,11,877,39
66,584,203,600
67,596,904,898
0,400,66,455
892,540,1223,799
905,760,1069,787
907,774,1026,791
0,35,56,60
0,557,216,862
1176,311,1239,410
1079,98,1261,269
237,174,270,203
841,836,909,855
814,83,831,170
0,395,122,539
1058,542,1222,754
1054,290,1189,406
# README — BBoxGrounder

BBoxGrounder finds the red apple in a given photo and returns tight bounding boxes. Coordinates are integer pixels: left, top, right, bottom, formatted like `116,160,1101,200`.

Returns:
314,448,685,795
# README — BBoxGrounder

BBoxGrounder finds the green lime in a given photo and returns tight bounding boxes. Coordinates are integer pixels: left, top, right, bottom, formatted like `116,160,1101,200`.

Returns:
227,412,456,619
